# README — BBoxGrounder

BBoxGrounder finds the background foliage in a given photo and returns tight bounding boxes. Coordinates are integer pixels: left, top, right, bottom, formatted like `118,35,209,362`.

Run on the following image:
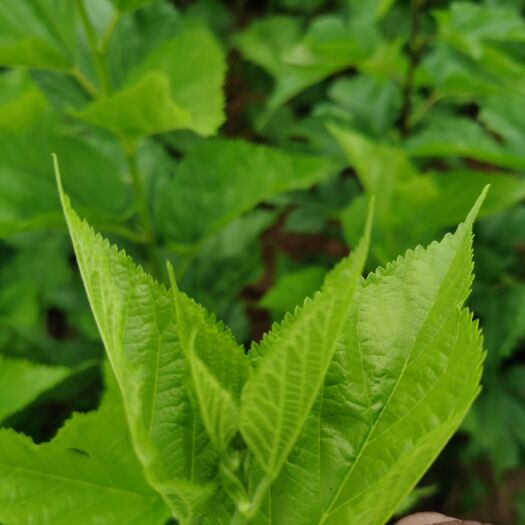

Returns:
0,0,524,523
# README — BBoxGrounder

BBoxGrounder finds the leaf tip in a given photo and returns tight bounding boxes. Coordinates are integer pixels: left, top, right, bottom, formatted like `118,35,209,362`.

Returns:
466,184,490,225
166,261,179,292
52,152,62,191
364,195,375,240
52,152,70,215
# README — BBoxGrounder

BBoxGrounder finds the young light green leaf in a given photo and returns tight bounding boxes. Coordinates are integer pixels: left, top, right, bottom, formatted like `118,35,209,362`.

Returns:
0,357,70,423
0,0,75,71
156,138,337,248
239,202,373,506
75,73,191,140
167,264,250,453
0,394,170,525
55,160,222,521
258,190,487,525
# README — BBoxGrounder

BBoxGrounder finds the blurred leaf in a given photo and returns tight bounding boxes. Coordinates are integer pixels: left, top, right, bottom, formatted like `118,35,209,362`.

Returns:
464,368,525,473
0,77,131,236
236,15,378,115
0,71,48,130
0,122,131,236
331,125,525,262
260,265,327,320
433,2,525,96
406,116,525,169
315,75,402,137
76,73,191,140
180,210,276,341
0,0,75,71
436,2,525,57
347,0,396,21
184,0,232,38
109,0,154,12
81,22,226,138
515,486,525,523
479,93,525,154
471,283,525,369
394,485,438,517
156,138,337,247
0,357,70,423
425,170,525,227
30,70,90,111
106,0,182,87
276,0,327,13
420,44,508,99
473,204,525,283
284,205,327,233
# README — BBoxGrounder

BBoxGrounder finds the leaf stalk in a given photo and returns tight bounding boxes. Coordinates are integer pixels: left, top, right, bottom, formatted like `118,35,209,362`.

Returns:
75,0,112,95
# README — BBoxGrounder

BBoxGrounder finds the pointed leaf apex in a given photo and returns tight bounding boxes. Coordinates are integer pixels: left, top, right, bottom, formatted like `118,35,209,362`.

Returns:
364,195,375,242
166,261,179,292
52,153,64,199
465,185,490,227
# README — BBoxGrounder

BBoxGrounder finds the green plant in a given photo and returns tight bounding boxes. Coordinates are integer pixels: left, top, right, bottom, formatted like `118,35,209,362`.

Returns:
1,0,525,522
0,165,487,524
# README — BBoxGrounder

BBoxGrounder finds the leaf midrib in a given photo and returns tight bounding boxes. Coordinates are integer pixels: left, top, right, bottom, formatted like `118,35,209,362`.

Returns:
0,461,159,500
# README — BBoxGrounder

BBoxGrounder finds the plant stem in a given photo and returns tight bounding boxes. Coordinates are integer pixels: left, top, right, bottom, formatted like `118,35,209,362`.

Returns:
74,0,161,278
399,0,425,137
70,67,100,99
101,9,121,54
123,142,162,277
94,222,150,244
231,474,273,524
409,92,441,129
75,0,112,94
